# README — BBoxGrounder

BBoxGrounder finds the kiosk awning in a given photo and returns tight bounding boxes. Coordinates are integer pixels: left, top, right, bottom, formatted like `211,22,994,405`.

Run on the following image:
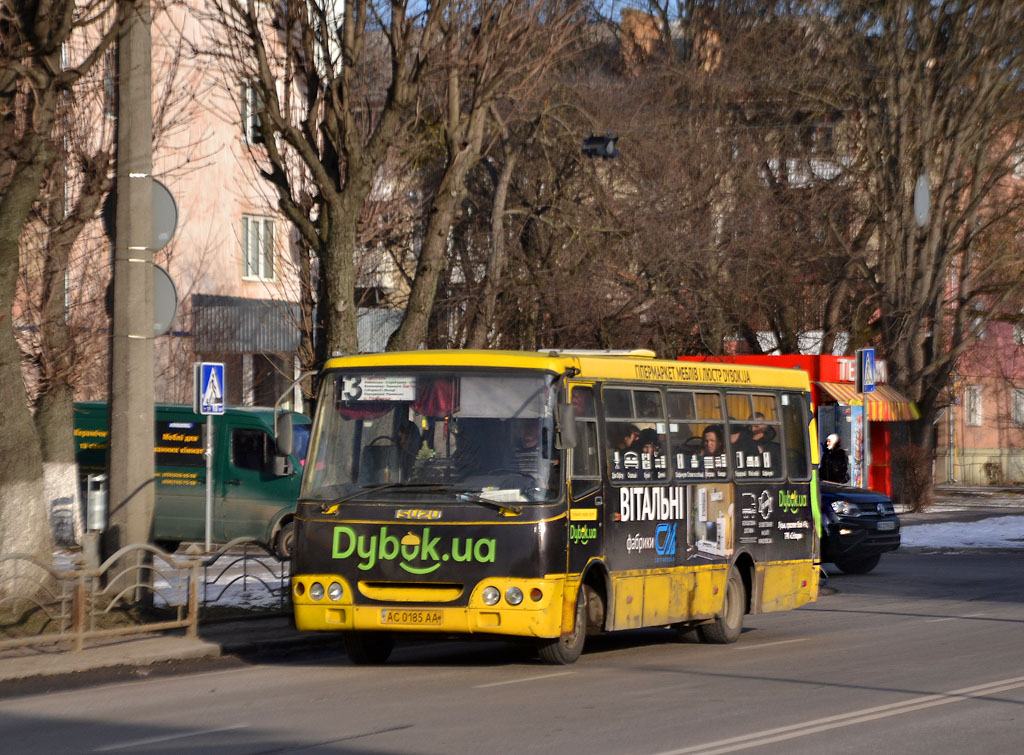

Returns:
816,382,920,421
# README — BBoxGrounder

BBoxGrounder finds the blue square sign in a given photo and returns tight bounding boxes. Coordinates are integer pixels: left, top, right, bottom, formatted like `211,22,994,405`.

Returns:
195,362,225,415
856,348,876,393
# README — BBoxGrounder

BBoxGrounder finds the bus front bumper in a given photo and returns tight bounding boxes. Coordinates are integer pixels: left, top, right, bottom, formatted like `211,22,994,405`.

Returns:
292,574,568,639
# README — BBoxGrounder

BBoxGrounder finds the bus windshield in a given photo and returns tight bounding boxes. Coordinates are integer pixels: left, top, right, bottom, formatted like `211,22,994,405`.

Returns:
302,369,560,504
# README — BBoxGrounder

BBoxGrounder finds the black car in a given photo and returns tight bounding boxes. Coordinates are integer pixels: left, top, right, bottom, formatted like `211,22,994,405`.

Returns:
818,481,901,573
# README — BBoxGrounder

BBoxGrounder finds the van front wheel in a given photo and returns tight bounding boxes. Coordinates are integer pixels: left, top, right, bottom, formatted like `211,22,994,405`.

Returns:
274,522,295,559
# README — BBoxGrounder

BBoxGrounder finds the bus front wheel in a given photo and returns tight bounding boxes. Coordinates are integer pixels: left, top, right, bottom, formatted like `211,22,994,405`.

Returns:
342,631,394,665
537,584,593,665
698,569,746,644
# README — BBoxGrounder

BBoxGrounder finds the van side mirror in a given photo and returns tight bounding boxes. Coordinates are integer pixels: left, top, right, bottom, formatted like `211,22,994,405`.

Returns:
555,403,577,450
272,455,294,477
275,412,294,457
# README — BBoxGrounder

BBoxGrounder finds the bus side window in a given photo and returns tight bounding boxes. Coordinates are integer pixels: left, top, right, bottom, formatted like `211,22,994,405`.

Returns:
781,393,810,480
570,386,600,498
668,390,727,481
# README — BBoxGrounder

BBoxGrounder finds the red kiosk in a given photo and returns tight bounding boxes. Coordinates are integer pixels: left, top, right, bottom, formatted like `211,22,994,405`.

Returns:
683,354,919,496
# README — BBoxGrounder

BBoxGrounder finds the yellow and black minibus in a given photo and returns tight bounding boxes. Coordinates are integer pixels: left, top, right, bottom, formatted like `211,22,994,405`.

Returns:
290,350,821,664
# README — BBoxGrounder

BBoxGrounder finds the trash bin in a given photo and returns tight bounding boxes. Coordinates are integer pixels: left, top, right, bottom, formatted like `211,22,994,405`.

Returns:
86,473,108,532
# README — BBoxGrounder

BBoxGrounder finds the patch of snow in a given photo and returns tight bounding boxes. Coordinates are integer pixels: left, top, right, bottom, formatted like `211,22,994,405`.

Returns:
900,516,1024,549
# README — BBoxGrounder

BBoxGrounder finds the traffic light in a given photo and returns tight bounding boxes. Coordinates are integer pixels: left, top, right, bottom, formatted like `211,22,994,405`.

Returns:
582,134,619,159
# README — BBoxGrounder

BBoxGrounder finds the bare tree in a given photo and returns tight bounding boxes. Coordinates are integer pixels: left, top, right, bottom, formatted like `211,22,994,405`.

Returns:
204,0,453,362
800,1,1024,502
0,1,119,590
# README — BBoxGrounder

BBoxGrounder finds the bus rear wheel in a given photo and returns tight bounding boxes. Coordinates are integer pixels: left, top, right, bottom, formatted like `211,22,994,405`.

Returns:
342,631,394,665
537,584,593,665
698,569,746,644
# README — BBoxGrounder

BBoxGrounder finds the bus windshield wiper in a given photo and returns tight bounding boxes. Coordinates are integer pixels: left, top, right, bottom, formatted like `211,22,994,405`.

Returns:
319,483,453,513
455,491,523,516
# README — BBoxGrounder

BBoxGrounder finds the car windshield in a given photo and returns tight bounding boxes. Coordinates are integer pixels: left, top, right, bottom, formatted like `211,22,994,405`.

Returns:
301,369,560,504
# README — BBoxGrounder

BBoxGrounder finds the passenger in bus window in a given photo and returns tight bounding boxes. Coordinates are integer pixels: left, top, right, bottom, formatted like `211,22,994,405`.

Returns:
729,418,760,476
701,425,725,477
609,423,641,480
749,412,780,475
613,423,640,452
638,428,668,481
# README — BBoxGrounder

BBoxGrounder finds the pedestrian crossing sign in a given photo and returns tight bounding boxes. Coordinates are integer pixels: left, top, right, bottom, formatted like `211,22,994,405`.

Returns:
855,348,876,394
194,362,225,415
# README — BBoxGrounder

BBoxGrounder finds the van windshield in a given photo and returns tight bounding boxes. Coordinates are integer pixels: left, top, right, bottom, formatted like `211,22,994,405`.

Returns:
292,422,311,467
302,369,560,504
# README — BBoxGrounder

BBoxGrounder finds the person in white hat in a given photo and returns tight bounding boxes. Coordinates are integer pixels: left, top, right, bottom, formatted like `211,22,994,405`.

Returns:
821,433,850,483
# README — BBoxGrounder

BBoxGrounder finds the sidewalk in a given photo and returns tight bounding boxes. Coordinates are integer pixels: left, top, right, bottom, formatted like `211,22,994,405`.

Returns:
2,487,1022,687
0,614,336,685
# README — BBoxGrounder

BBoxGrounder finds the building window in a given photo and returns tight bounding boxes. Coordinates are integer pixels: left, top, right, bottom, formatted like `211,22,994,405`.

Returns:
242,215,275,281
965,385,983,427
1014,388,1024,428
241,79,264,144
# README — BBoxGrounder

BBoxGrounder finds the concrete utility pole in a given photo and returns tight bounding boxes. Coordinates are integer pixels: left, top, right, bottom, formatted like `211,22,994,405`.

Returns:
104,0,154,595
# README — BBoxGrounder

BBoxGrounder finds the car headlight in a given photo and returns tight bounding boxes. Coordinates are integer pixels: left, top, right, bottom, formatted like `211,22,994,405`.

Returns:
830,500,859,515
327,582,344,601
482,586,500,606
309,581,325,601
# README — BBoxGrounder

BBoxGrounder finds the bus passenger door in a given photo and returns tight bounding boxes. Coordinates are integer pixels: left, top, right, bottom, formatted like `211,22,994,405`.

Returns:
567,386,603,576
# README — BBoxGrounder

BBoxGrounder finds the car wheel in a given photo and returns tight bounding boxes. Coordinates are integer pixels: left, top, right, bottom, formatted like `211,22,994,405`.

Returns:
834,553,881,574
698,569,746,644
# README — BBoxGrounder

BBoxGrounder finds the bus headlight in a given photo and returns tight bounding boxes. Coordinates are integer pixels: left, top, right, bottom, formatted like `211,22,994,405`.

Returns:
482,586,500,606
327,582,344,601
505,586,524,606
309,582,325,601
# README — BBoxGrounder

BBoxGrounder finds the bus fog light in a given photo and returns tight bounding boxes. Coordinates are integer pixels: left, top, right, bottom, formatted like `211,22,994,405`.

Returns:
294,581,306,596
530,588,543,602
482,586,500,606
505,586,524,606
327,582,344,601
310,582,325,601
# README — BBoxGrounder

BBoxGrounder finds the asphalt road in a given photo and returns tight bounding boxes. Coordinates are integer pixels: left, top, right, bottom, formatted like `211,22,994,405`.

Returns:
2,551,1022,755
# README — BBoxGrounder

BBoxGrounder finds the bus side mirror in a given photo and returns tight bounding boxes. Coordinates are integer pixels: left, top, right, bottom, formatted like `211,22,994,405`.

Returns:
275,411,294,457
555,403,577,450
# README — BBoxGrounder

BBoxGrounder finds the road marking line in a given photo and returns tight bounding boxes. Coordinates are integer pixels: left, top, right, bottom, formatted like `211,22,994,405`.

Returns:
735,639,807,650
924,612,987,623
94,724,249,752
474,671,575,688
651,674,1024,755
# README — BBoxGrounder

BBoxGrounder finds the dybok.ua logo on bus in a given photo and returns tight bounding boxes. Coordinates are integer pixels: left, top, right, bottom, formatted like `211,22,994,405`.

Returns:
332,525,496,575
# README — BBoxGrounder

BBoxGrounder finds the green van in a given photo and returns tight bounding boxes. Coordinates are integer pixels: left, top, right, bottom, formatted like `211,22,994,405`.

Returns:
74,402,310,557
